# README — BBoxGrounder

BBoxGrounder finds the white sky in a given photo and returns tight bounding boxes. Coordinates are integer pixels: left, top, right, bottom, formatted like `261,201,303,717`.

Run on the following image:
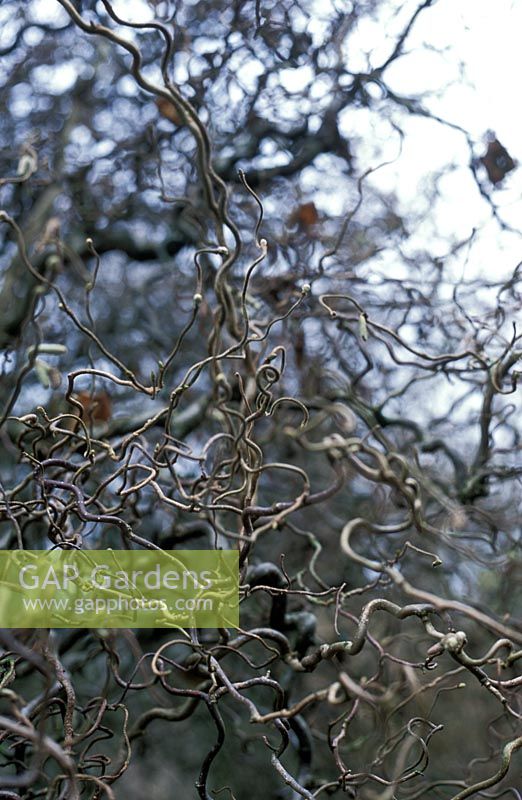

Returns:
351,0,522,279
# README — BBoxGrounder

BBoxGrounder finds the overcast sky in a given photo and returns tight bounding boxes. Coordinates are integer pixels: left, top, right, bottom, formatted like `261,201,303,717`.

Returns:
353,0,522,281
